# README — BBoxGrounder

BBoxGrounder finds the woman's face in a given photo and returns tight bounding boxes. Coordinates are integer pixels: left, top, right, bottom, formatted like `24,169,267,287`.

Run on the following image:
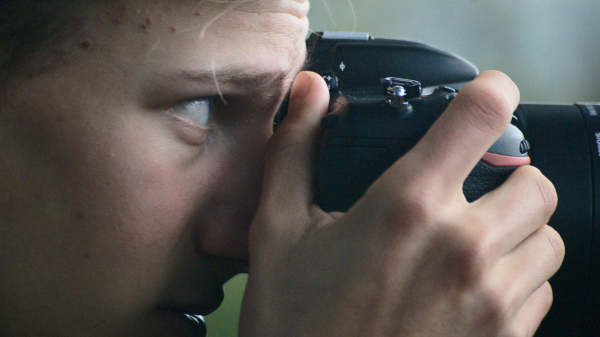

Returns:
0,0,308,336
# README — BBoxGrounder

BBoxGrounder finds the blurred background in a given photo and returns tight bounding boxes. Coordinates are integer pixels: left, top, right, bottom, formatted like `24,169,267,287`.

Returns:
206,1,600,335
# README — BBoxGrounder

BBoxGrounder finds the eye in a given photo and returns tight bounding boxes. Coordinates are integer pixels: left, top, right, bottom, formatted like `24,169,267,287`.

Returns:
171,97,215,126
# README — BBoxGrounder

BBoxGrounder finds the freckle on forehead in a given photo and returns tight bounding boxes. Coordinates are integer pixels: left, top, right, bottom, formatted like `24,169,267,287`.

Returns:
106,3,129,25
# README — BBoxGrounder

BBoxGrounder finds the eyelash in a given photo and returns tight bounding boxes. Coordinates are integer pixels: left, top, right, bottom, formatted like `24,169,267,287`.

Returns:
170,96,217,126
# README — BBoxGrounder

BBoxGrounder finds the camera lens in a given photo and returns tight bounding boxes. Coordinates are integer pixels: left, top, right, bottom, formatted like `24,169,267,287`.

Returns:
514,103,600,336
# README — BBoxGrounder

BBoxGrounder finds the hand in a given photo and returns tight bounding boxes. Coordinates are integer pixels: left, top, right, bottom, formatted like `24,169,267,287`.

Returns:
239,70,564,337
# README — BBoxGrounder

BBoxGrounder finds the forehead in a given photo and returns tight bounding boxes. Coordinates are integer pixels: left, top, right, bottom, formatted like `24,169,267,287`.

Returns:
79,0,309,78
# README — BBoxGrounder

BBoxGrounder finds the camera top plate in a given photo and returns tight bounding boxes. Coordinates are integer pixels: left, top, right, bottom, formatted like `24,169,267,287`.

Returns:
307,32,479,91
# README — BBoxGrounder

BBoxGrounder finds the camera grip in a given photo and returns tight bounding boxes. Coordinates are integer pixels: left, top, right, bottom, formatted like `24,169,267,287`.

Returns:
463,160,521,202
317,125,531,212
317,147,527,212
463,124,531,202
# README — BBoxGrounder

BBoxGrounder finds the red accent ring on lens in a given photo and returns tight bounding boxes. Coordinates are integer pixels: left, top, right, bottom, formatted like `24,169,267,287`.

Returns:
481,152,531,167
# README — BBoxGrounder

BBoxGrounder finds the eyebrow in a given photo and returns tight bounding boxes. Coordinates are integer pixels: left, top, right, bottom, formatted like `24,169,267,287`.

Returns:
163,67,295,95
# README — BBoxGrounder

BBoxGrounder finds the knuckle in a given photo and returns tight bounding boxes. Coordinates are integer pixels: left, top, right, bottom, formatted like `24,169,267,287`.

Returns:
500,284,553,337
511,165,557,223
423,220,491,287
541,225,565,266
472,288,508,332
510,165,558,218
538,282,555,315
530,168,558,220
477,285,513,330
367,176,438,231
446,226,490,286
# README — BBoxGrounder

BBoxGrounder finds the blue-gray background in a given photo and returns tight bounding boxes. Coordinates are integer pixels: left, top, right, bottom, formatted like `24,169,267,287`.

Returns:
206,1,600,335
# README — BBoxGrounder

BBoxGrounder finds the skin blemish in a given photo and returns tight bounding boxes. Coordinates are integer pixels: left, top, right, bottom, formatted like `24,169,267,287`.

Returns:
76,211,85,220
107,3,129,25
139,24,147,30
145,18,152,25
78,38,93,50
194,11,201,16
169,26,176,33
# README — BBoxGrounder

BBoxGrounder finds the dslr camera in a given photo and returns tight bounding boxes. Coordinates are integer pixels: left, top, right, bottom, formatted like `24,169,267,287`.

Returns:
304,32,599,336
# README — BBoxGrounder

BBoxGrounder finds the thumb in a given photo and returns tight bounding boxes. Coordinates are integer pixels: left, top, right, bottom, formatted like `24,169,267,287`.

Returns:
259,71,330,221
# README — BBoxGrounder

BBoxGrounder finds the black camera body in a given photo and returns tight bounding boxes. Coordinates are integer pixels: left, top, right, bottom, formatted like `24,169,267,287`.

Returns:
316,76,531,211
307,32,599,336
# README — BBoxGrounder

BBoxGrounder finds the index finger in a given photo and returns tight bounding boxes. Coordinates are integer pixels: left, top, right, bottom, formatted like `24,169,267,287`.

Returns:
389,70,520,200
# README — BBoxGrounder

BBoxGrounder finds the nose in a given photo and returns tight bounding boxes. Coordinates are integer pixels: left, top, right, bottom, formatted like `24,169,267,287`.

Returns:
194,132,269,262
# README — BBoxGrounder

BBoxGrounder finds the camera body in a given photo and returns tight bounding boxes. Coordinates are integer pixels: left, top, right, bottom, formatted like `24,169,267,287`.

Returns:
316,76,530,212
307,32,599,336
308,32,530,212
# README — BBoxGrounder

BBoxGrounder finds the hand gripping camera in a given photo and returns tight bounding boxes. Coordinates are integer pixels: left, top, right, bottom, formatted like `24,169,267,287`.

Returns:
306,32,599,336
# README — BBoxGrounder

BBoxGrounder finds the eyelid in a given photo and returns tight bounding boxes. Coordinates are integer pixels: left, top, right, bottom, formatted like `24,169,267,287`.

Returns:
164,98,215,146
168,96,217,127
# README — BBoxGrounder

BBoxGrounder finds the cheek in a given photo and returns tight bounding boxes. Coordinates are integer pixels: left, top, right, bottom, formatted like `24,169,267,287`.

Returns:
92,113,273,260
78,126,204,243
0,94,211,324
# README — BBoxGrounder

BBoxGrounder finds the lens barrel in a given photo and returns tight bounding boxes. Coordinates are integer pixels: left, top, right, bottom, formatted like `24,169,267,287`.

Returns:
515,103,600,336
